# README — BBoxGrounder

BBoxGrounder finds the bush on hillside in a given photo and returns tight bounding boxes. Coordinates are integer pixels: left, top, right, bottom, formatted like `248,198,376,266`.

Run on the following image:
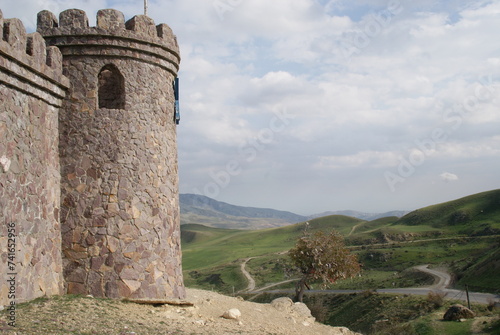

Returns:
289,229,361,302
426,291,446,308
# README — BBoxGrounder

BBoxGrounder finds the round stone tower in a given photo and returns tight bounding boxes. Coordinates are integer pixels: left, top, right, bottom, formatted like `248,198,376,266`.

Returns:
37,9,185,299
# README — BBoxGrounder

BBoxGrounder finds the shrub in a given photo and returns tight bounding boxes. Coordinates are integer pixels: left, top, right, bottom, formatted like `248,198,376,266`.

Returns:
289,229,361,302
426,291,446,308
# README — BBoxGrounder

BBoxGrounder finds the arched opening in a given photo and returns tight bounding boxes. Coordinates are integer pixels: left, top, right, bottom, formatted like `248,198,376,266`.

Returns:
98,64,125,109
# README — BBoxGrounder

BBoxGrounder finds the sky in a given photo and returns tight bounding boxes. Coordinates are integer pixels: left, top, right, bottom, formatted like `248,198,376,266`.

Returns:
3,0,500,215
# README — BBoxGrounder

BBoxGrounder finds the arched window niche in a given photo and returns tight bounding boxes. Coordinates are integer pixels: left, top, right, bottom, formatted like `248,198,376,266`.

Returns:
98,64,125,109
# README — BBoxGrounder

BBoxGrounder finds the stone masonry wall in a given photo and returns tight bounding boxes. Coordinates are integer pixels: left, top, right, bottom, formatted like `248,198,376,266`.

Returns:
0,10,69,305
38,9,185,300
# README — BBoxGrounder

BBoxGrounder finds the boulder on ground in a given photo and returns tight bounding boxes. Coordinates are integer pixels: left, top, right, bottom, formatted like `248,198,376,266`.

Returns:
271,297,315,325
292,302,313,319
271,297,294,311
443,304,475,321
222,308,241,320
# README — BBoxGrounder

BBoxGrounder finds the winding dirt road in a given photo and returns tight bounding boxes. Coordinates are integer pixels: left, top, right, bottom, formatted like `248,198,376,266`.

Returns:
240,258,256,292
414,264,451,289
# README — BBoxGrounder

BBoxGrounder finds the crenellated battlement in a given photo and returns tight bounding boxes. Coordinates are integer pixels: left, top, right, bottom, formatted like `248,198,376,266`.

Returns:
37,9,180,75
0,9,68,107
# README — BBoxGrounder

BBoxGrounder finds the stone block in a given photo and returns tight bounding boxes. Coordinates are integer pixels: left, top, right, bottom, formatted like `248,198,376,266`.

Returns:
26,32,47,66
123,279,141,293
156,23,173,39
97,9,125,31
37,10,58,32
4,18,26,51
59,9,89,29
125,15,156,37
67,282,87,295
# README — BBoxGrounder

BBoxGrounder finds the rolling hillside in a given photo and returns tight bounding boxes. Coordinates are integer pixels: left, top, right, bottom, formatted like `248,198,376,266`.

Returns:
181,189,500,294
395,189,500,234
181,215,363,271
309,210,408,221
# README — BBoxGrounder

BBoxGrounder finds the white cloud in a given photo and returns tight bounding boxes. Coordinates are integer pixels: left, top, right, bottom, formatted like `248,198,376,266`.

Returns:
314,151,399,169
440,172,459,182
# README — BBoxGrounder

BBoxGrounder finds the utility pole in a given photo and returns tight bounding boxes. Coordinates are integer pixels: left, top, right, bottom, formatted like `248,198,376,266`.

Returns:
465,285,471,310
144,0,148,16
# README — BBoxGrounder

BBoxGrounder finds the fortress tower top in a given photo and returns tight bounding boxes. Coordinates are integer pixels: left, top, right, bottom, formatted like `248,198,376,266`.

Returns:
37,8,180,76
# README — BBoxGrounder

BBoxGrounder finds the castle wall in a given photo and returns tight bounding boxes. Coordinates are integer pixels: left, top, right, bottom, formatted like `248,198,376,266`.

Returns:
38,9,185,299
0,10,68,305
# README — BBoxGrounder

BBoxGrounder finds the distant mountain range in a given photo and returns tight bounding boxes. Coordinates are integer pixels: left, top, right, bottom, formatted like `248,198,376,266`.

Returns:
179,194,305,229
179,193,407,229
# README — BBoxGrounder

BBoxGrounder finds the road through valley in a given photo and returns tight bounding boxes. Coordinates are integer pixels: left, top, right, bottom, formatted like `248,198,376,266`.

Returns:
241,260,499,305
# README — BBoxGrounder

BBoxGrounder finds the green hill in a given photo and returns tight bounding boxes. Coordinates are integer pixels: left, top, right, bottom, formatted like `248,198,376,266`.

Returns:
395,189,500,234
181,190,500,294
181,215,361,271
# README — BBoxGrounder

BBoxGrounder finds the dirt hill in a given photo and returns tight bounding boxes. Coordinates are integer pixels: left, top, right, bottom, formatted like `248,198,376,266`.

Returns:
3,288,360,334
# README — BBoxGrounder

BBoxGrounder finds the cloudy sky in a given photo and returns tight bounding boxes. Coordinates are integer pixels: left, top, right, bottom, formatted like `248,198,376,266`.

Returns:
4,0,500,215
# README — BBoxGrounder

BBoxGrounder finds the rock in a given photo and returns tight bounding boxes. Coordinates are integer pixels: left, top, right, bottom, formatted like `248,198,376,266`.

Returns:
0,155,11,172
271,297,294,311
222,308,241,320
292,302,316,325
443,304,475,321
292,302,313,318
270,298,315,325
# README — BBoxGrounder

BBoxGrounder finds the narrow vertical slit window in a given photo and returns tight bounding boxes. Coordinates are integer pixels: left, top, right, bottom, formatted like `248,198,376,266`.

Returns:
98,64,125,109
173,77,180,125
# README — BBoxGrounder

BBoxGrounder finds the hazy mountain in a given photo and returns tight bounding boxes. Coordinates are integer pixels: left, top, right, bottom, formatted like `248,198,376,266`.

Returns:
179,194,406,229
179,194,307,229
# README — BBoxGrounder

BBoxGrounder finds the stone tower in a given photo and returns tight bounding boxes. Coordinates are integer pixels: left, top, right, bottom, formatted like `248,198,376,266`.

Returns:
37,9,185,299
0,10,67,304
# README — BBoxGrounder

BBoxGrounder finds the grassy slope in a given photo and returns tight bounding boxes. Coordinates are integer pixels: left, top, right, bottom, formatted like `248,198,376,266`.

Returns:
181,216,366,293
251,291,500,335
181,190,500,294
181,215,362,271
395,189,500,232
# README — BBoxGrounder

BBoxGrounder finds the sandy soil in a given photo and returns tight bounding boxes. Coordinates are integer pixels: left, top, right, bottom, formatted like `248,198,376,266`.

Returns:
1,288,361,335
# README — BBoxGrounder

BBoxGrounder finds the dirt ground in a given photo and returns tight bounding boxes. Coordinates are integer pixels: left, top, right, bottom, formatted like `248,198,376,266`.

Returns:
1,288,360,335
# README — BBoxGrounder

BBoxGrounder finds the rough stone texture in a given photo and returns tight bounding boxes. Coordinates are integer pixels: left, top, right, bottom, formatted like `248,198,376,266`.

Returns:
271,297,294,311
443,304,475,321
222,308,242,320
0,11,68,305
0,7,184,305
38,8,184,300
270,297,316,325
